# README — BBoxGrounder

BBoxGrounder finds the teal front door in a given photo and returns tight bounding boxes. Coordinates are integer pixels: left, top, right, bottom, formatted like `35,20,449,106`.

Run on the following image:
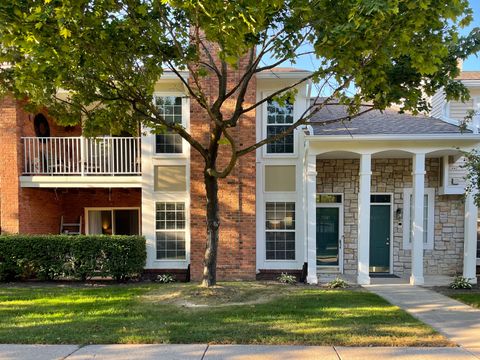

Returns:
369,205,390,273
316,207,340,266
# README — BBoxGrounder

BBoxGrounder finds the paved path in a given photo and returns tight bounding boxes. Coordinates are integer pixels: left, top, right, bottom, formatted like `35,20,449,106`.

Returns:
0,344,478,360
365,284,480,353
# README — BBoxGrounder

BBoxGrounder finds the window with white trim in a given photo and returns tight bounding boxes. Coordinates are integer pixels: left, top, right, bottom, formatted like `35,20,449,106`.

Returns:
265,202,295,260
266,100,294,154
403,188,435,250
155,202,186,260
154,96,183,154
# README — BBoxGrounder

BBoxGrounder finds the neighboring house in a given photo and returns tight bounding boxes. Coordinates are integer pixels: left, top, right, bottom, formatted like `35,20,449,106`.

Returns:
0,68,479,285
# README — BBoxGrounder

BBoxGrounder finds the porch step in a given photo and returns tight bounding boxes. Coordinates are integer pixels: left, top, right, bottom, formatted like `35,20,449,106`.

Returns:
317,266,340,274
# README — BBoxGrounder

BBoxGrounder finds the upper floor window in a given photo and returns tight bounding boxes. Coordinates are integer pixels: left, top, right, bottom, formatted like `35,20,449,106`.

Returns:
266,100,294,154
154,96,183,154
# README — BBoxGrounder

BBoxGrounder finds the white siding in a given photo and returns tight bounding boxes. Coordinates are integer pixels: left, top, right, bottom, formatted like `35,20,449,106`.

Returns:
430,89,445,119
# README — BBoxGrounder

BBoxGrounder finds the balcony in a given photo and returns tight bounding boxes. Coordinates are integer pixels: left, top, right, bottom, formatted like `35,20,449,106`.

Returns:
20,137,142,188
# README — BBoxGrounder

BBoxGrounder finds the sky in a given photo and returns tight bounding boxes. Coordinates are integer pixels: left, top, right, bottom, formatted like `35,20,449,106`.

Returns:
461,0,480,70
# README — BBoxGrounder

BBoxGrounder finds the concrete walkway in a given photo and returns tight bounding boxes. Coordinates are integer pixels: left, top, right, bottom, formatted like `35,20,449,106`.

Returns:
365,284,480,354
0,344,478,360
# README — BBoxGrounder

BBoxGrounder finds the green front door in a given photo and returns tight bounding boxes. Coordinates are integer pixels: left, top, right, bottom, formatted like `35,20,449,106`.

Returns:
369,205,390,272
316,207,339,266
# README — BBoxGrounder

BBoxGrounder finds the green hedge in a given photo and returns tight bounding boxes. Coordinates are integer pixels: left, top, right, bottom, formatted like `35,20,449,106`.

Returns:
0,235,146,281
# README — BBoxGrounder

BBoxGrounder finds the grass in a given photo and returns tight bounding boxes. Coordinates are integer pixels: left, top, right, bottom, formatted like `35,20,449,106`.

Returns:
433,284,480,308
0,282,449,346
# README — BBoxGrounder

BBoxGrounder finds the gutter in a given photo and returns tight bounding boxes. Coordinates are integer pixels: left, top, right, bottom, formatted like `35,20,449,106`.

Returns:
304,134,480,141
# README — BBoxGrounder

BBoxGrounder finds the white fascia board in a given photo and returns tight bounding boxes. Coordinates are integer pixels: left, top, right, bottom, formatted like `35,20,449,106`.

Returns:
256,71,312,80
159,70,189,81
20,176,142,188
304,134,480,141
460,80,480,87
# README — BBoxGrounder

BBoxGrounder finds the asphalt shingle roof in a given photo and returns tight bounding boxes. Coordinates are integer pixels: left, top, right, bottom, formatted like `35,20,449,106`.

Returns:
456,71,480,80
309,105,469,136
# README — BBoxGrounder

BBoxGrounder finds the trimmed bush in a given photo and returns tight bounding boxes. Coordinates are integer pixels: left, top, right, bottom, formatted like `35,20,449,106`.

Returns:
0,235,146,282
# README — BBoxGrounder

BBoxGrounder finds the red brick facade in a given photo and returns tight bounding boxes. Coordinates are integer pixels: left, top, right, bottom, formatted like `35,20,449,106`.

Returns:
189,48,257,281
0,97,140,235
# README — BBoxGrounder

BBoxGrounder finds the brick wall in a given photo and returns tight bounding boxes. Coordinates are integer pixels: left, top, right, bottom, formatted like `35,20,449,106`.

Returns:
317,158,464,277
189,45,257,281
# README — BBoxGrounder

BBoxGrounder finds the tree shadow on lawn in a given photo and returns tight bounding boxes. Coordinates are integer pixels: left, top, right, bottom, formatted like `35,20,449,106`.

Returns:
0,286,449,346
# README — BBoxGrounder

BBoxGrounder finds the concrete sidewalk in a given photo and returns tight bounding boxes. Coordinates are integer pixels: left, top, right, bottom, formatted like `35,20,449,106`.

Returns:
0,344,478,360
365,284,480,349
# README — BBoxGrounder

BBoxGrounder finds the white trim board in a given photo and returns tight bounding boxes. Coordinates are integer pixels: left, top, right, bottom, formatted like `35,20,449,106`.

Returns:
20,176,142,188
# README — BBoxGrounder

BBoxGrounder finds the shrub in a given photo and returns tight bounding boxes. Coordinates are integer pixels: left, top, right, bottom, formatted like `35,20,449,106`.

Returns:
0,235,146,282
449,275,473,290
327,277,349,289
156,274,176,283
277,272,297,284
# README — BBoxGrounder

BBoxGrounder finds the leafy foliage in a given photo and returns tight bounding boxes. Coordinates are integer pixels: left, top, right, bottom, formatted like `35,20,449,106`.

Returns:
277,272,297,284
0,235,146,282
449,275,473,290
327,277,349,289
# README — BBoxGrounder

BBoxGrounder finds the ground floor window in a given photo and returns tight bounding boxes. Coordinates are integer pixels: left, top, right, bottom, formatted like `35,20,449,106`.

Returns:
403,188,435,250
86,208,140,235
155,202,186,260
265,202,295,260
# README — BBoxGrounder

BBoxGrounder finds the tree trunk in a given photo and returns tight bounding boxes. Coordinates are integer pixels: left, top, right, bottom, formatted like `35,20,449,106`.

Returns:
202,173,220,287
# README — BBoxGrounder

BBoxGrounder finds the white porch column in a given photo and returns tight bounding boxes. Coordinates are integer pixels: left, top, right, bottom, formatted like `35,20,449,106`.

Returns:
410,153,426,285
463,191,478,284
357,153,372,285
306,154,318,284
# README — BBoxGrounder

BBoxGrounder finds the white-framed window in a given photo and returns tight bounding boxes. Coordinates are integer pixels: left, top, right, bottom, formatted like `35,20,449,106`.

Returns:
154,96,183,154
155,202,186,260
85,208,140,235
403,188,435,250
265,202,295,260
266,100,294,154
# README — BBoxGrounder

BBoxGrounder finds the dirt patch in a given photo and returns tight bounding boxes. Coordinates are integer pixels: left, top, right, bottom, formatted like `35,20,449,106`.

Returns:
142,281,298,308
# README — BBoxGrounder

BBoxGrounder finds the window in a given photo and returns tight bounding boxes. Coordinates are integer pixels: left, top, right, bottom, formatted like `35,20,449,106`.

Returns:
154,96,183,154
266,100,294,154
265,202,295,260
403,188,435,250
155,202,186,260
86,209,139,235
317,194,342,204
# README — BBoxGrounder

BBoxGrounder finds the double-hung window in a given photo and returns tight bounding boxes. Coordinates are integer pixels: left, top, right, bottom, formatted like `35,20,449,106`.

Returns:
155,202,186,260
266,100,294,154
265,202,295,260
154,96,183,154
403,188,435,250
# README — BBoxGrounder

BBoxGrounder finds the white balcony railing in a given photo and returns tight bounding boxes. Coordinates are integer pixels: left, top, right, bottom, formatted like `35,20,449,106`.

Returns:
22,137,141,175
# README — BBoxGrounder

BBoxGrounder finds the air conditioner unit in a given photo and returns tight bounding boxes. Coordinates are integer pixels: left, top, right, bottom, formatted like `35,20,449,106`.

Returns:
438,155,467,195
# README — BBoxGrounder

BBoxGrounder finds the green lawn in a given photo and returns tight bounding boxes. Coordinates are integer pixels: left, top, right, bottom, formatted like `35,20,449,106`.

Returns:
0,282,448,346
448,292,480,308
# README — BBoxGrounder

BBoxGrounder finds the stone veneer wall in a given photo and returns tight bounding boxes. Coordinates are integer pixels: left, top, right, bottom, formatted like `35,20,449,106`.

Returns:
316,158,464,277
